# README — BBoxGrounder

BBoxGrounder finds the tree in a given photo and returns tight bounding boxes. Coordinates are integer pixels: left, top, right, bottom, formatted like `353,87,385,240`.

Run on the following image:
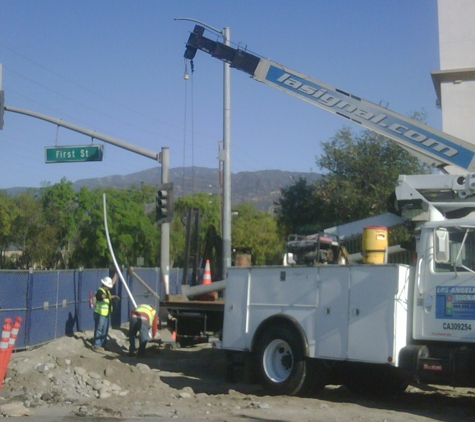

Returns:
232,203,282,265
72,185,157,269
40,178,77,268
0,192,16,268
274,177,324,237
315,126,429,226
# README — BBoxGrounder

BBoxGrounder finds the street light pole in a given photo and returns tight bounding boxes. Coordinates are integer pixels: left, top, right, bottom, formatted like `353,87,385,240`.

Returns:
176,18,232,280
222,26,232,280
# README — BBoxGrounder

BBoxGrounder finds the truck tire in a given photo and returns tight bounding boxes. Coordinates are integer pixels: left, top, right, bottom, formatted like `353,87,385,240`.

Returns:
255,324,307,396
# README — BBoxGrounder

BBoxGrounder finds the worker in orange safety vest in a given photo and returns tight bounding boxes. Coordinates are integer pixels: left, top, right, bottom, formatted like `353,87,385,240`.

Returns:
128,304,158,357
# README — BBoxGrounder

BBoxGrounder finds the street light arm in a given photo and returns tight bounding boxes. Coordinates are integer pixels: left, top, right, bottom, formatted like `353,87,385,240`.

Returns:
174,17,224,37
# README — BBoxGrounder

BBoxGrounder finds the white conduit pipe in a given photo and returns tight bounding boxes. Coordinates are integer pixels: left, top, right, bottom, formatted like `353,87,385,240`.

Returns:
102,193,137,309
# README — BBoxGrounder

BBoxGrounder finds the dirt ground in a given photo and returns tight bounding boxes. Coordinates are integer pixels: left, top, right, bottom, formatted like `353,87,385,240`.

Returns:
0,326,474,421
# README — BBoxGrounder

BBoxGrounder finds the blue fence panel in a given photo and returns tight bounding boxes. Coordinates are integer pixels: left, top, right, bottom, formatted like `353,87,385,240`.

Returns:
56,270,78,338
117,272,133,323
130,268,160,309
29,271,60,345
169,268,183,294
0,271,29,348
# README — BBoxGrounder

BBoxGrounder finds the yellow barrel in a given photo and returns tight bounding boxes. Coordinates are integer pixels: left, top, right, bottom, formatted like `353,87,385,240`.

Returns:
362,226,388,264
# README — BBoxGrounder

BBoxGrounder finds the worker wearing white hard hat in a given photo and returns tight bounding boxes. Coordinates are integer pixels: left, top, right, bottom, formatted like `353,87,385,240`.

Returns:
93,273,119,351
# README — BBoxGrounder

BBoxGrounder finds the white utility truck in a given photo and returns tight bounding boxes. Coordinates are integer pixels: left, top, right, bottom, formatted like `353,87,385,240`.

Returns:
181,25,475,396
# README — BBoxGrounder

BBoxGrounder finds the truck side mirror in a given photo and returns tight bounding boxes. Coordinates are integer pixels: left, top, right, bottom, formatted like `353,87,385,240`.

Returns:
434,228,450,263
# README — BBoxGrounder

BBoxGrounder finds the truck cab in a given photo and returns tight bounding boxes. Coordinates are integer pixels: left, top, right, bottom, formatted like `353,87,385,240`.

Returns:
399,220,475,386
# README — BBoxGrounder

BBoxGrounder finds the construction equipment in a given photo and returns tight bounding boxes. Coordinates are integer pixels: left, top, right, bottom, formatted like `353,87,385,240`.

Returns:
178,25,475,396
284,233,343,266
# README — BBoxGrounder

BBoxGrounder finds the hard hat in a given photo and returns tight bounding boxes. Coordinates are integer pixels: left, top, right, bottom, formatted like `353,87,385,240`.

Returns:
101,276,113,288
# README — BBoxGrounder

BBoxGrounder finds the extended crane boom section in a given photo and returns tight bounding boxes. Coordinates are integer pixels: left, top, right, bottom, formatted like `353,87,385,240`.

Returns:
184,25,475,172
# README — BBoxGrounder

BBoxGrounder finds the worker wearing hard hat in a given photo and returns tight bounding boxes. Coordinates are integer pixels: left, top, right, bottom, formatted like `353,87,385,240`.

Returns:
93,273,119,351
128,304,158,357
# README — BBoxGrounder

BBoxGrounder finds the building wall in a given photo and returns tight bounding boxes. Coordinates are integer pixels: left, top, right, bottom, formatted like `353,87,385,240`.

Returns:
437,0,475,145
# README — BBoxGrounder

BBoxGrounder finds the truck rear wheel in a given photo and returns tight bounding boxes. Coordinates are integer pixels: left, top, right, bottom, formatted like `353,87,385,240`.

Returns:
255,324,306,396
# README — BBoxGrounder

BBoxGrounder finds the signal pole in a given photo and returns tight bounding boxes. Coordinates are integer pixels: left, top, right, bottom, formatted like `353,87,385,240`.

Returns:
160,147,170,298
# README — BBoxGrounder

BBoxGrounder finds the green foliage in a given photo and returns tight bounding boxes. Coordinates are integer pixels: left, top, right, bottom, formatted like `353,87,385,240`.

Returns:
40,178,77,268
72,185,157,269
0,181,158,270
0,192,16,267
274,177,324,237
232,203,283,265
316,127,429,226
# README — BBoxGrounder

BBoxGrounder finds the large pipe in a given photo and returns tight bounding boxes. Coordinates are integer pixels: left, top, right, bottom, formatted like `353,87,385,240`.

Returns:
181,280,226,300
103,193,137,309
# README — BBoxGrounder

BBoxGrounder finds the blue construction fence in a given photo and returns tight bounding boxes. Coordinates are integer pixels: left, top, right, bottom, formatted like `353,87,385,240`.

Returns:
0,267,185,350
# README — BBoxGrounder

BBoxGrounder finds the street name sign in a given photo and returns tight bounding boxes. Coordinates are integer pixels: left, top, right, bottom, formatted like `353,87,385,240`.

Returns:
45,145,104,163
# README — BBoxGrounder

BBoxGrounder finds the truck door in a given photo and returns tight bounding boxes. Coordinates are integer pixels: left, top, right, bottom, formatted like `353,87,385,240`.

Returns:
414,227,475,342
315,266,350,359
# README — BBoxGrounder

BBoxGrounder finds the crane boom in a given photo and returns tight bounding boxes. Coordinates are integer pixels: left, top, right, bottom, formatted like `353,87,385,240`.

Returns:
184,25,475,172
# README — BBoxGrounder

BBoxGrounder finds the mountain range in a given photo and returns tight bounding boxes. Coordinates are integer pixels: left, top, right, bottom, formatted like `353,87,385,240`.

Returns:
5,167,322,213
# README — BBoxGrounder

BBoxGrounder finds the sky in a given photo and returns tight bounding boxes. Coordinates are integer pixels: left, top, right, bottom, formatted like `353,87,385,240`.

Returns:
0,0,441,189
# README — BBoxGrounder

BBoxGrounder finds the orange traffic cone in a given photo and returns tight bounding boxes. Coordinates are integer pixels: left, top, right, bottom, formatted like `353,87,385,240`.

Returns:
199,260,217,301
202,260,212,285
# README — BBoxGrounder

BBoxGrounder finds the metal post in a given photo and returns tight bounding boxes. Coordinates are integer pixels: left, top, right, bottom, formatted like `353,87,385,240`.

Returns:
160,147,170,297
222,27,232,280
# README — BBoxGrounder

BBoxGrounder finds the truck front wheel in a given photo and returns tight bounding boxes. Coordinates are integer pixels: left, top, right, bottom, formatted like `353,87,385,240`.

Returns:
255,324,306,396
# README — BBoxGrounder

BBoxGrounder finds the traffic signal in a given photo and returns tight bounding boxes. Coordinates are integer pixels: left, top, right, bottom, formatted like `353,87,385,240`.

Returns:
156,182,174,224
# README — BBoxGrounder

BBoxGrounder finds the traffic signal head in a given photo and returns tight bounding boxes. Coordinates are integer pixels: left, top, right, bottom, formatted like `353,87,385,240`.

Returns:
156,183,174,224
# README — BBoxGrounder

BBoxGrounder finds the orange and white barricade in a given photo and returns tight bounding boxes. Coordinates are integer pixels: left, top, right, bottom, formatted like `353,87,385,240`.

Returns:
0,318,12,391
5,317,22,369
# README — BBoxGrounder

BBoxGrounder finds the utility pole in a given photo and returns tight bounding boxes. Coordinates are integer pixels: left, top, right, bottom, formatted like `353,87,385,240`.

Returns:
222,26,231,279
159,147,170,297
